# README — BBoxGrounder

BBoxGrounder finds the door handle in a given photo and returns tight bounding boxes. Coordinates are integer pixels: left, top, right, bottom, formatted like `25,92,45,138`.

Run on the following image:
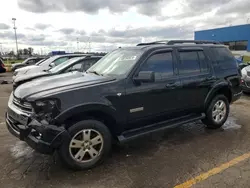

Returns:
205,76,216,81
166,82,178,88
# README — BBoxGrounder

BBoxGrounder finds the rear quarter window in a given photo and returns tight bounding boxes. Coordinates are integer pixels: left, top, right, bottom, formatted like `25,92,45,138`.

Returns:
210,47,237,69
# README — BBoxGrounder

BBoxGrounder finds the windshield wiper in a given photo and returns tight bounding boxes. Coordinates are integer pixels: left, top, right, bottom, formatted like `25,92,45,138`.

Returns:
87,70,102,76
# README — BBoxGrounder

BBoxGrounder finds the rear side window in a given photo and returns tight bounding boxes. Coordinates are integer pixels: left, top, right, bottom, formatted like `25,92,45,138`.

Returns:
140,52,174,81
210,47,236,69
198,51,209,73
26,59,35,64
178,51,209,75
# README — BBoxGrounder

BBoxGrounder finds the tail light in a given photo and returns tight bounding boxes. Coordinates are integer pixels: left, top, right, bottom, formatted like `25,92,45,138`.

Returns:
1,63,5,68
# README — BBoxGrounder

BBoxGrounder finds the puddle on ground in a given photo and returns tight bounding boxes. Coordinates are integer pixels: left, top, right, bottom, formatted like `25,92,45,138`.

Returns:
9,141,34,159
222,116,242,130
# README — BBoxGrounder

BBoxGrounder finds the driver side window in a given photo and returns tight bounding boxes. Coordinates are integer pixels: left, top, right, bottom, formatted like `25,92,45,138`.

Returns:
140,52,174,81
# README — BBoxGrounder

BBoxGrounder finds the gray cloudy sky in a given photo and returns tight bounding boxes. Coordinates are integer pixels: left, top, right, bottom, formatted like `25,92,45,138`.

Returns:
0,0,249,53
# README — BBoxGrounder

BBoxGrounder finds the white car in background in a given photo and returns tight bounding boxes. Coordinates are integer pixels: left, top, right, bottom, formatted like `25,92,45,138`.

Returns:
13,54,89,79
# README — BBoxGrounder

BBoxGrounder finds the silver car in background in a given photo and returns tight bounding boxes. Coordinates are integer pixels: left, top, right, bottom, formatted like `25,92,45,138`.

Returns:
13,54,89,79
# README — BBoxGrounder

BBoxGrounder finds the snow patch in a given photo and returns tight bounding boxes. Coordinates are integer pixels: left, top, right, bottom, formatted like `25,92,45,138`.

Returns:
222,116,242,130
10,141,34,159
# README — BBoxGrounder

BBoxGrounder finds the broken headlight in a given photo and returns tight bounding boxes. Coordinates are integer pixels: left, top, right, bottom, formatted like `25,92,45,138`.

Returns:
32,99,61,123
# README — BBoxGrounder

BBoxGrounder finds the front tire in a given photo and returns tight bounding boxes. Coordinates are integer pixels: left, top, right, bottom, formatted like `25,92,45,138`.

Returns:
58,120,112,170
202,95,229,129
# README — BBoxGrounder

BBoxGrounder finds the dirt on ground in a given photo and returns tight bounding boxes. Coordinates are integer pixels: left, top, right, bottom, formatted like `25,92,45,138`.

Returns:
1,73,250,188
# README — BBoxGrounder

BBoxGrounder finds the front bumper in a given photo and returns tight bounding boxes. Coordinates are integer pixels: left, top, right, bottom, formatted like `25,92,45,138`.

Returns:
241,79,250,93
6,112,70,155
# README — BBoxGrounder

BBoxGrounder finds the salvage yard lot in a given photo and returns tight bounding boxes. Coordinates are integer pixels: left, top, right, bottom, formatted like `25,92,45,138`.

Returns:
1,73,250,187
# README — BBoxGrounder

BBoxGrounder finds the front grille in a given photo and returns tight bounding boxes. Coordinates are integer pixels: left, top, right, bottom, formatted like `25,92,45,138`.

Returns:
13,97,32,113
7,115,20,133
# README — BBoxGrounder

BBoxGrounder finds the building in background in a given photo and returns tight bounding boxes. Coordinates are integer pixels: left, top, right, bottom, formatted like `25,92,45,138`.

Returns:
195,24,250,52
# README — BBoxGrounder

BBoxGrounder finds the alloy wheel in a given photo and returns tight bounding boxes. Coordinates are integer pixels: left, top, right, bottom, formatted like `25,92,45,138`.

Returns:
69,129,104,163
212,100,226,123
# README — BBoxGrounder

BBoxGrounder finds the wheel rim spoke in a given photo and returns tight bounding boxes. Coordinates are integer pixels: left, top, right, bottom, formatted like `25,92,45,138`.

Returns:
70,139,83,149
74,149,86,161
215,115,220,122
91,135,102,146
212,110,218,117
88,147,99,159
83,130,91,141
219,102,225,110
215,102,219,109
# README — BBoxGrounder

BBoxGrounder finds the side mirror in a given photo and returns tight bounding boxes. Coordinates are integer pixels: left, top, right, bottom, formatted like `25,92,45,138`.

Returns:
134,71,155,83
50,63,56,67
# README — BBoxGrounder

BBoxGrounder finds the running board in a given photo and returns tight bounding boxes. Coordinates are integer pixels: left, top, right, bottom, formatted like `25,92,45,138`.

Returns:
118,113,205,143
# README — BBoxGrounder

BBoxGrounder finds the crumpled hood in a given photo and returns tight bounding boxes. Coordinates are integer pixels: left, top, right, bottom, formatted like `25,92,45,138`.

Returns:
15,65,44,76
14,71,50,83
14,72,115,99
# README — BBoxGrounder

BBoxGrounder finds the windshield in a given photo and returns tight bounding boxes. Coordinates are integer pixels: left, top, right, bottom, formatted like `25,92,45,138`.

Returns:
35,57,49,65
87,49,143,77
35,56,59,66
49,57,83,73
21,58,31,64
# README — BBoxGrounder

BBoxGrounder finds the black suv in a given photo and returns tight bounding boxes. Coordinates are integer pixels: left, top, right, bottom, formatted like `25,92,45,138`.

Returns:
6,40,242,170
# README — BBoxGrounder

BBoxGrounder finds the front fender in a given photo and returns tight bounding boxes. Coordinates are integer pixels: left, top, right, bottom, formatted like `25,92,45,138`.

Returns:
55,103,119,124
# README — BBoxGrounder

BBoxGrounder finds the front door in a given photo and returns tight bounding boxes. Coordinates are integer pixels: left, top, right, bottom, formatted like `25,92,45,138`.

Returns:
125,50,182,129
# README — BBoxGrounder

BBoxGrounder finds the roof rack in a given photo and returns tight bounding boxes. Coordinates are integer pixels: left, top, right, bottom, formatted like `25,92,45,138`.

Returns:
167,40,220,45
136,41,169,46
136,40,221,46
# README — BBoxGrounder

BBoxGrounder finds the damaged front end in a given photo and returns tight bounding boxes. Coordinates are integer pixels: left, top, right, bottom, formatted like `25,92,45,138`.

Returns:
23,119,69,154
6,96,70,154
31,98,61,124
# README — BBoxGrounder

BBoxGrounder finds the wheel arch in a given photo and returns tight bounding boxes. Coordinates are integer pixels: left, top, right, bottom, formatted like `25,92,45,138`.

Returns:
205,82,232,109
55,103,122,136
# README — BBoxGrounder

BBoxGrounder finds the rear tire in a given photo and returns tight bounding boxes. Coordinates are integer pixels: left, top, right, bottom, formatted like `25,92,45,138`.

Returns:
58,119,112,170
202,95,229,129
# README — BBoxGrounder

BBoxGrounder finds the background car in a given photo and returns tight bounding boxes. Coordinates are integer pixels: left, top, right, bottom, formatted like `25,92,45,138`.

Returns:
240,65,250,93
11,57,45,71
13,56,103,89
0,58,6,73
13,54,91,78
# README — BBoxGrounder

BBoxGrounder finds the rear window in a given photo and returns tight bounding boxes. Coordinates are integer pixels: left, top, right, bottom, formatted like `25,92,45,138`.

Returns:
210,47,237,69
178,51,209,75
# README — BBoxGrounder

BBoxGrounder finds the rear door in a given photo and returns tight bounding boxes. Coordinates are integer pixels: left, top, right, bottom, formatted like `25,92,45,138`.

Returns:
176,48,214,110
